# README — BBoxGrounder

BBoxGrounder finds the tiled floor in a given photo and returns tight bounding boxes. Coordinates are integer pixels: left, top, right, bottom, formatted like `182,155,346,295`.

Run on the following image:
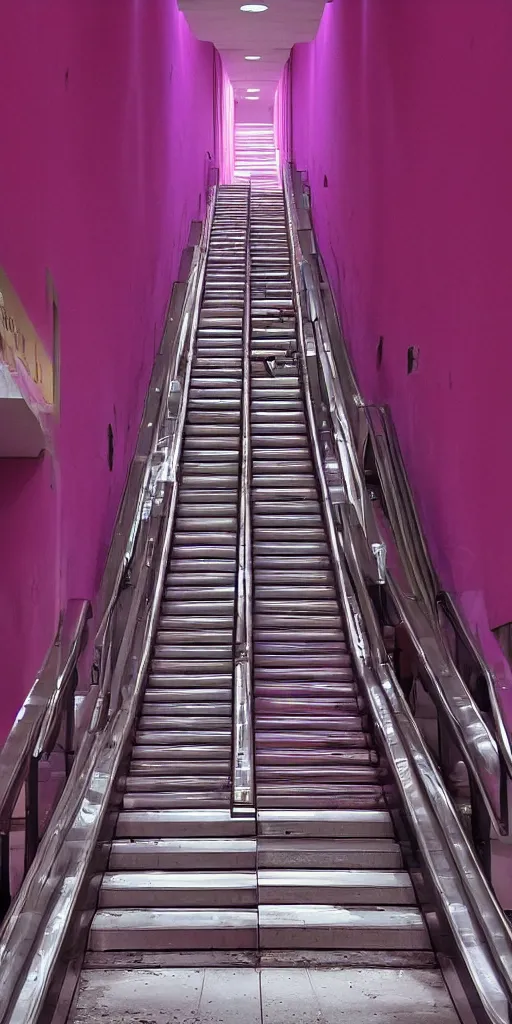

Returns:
72,967,459,1023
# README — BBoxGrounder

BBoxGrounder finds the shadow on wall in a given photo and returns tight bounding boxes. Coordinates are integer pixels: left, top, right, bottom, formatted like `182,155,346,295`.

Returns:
0,0,223,741
283,0,512,660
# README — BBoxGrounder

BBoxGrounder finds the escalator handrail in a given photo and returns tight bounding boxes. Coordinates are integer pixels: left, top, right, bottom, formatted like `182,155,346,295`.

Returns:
232,184,255,812
283,165,512,1022
0,599,91,833
369,401,512,781
0,187,217,1024
283,163,512,821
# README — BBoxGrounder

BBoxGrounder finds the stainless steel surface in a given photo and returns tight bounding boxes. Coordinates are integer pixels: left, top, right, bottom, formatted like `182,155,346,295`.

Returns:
4,175,512,1024
232,182,255,812
289,165,512,838
0,189,219,1023
89,909,258,952
0,598,91,917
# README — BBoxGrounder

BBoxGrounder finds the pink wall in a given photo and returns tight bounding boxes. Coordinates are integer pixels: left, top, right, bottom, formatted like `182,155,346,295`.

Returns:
214,51,235,185
288,0,512,662
0,0,216,738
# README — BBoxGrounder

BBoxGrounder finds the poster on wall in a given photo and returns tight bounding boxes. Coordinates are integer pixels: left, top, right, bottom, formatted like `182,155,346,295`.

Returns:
0,267,56,451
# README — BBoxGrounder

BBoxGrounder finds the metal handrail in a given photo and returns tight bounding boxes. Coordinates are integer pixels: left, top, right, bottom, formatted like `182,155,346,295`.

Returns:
365,403,512,826
0,599,91,916
438,588,512,778
91,228,206,717
0,187,217,1024
283,164,512,1023
232,184,255,812
0,600,90,832
369,402,512,780
284,163,512,833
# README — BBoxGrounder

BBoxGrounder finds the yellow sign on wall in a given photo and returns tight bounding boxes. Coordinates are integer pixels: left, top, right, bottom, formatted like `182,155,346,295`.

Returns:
0,267,54,407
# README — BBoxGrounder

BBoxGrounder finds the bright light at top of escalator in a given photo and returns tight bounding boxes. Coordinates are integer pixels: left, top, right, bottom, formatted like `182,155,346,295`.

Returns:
240,4,268,12
247,88,260,93
244,55,261,60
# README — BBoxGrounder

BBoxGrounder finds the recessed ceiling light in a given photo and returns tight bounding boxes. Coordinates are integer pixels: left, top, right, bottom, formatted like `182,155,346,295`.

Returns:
240,4,268,12
246,96,259,100
247,88,260,93
245,55,261,61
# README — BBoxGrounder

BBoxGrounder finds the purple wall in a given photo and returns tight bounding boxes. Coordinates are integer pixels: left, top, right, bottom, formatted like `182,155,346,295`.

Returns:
0,0,216,738
289,0,512,654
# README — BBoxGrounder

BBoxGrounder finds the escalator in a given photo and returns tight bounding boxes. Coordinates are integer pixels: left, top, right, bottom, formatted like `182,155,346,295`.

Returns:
1,183,511,1024
75,186,453,1018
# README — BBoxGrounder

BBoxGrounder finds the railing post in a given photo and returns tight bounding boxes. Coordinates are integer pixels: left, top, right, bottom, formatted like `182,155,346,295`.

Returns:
0,831,10,918
24,759,39,872
231,184,255,815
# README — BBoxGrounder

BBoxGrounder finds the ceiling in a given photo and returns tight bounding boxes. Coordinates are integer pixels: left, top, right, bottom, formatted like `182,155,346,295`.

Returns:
178,0,326,121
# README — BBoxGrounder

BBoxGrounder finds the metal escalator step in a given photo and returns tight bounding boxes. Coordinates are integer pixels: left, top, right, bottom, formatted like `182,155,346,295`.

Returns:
123,792,231,810
254,666,354,681
99,871,257,909
138,715,230,731
256,784,386,809
88,909,258,952
154,630,234,646
255,723,367,739
152,645,233,661
157,615,234,629
116,809,254,838
125,774,230,791
255,696,358,714
254,612,341,627
258,906,430,950
150,659,233,674
258,837,402,870
142,690,231,706
255,737,371,758
254,652,352,668
253,635,348,650
256,750,376,768
255,766,383,785
160,600,235,616
254,680,358,698
128,761,230,778
131,745,230,761
133,732,231,748
253,598,339,612
147,674,233,688
257,809,393,838
109,837,257,872
258,868,414,906
139,704,231,719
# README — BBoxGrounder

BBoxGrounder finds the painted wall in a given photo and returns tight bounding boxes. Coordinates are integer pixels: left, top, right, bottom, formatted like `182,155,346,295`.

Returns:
0,0,216,739
215,51,235,185
288,0,512,683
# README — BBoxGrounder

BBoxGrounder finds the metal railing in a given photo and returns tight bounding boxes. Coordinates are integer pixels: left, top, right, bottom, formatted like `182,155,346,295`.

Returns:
232,185,255,813
0,599,91,917
283,161,512,1023
0,187,217,1024
283,163,512,841
368,403,512,781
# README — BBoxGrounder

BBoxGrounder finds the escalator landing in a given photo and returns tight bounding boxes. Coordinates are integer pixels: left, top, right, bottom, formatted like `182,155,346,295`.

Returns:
72,966,459,1023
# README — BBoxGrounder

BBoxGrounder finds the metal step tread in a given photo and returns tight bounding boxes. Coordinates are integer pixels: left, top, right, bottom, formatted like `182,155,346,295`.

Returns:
258,837,402,869
257,810,393,838
116,809,256,838
109,837,257,871
89,909,258,951
257,868,414,904
258,905,430,950
99,870,257,908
